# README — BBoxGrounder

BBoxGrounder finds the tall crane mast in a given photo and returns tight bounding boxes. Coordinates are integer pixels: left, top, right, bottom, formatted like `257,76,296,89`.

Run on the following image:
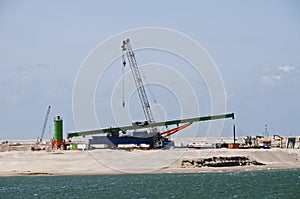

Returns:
121,39,154,124
39,105,51,143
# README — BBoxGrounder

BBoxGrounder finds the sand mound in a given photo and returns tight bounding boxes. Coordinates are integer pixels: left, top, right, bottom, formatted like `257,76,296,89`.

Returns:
0,148,299,176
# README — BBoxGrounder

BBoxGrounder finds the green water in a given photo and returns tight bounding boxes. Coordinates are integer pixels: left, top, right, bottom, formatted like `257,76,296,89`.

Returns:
0,169,299,199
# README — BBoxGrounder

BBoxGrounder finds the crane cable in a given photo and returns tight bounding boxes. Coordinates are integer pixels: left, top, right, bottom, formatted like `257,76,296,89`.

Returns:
122,53,126,108
122,51,164,122
142,75,165,122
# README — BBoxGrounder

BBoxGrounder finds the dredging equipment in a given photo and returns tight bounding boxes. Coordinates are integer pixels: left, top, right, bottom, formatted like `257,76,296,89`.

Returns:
66,39,235,149
68,113,235,149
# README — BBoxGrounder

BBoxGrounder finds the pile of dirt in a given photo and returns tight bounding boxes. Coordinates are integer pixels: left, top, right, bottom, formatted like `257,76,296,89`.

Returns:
181,156,265,168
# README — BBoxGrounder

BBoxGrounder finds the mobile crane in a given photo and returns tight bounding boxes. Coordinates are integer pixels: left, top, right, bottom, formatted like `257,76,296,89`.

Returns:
121,39,155,126
32,105,51,150
39,105,51,143
66,39,235,149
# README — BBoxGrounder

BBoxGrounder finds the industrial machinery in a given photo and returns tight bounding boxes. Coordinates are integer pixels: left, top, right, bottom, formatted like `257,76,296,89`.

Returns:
121,38,155,133
243,136,255,147
51,116,65,149
254,135,264,148
71,113,234,148
67,39,235,149
261,124,271,148
254,135,271,148
273,134,283,148
32,106,51,151
286,137,296,149
37,105,51,144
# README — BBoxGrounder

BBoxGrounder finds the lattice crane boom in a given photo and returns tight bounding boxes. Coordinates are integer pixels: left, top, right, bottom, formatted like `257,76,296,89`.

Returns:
40,105,51,142
121,39,154,123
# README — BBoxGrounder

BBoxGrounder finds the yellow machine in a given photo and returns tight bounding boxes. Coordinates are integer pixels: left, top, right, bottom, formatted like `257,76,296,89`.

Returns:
273,135,283,148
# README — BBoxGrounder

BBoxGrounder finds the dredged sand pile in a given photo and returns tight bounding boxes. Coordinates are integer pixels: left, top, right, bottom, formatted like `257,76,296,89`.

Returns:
0,148,299,176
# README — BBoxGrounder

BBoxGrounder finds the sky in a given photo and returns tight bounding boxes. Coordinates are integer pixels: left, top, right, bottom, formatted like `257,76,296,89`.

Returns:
0,0,299,140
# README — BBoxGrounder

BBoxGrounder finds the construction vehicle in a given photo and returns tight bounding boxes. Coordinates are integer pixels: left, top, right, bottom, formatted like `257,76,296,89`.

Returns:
273,134,283,148
254,135,271,148
67,39,235,149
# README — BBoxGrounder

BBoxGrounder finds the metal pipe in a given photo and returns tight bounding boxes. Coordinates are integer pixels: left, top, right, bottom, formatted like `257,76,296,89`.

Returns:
233,124,236,144
67,113,235,138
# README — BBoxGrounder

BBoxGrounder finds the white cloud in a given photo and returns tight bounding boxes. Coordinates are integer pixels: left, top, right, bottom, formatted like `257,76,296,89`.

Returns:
259,65,299,87
271,75,281,80
260,74,282,85
278,66,295,73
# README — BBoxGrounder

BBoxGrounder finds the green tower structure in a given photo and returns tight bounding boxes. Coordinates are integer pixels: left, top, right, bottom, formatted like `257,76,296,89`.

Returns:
53,116,63,140
52,115,64,150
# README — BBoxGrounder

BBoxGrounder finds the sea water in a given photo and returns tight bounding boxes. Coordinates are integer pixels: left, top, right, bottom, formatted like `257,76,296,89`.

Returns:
0,169,299,199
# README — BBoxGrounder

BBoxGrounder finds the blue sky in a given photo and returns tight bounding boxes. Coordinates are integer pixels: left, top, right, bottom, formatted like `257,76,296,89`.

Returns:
0,0,299,139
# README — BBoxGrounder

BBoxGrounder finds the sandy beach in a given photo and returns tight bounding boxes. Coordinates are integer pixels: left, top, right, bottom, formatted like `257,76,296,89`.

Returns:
0,148,299,176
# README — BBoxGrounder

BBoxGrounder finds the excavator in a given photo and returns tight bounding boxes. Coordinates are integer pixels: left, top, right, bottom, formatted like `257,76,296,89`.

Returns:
67,39,234,148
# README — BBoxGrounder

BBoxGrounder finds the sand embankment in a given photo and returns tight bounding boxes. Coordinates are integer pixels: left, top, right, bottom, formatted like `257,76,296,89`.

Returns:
0,148,299,176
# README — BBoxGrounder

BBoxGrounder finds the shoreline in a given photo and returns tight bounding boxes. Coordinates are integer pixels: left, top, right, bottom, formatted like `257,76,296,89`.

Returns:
1,148,300,176
5,167,299,177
